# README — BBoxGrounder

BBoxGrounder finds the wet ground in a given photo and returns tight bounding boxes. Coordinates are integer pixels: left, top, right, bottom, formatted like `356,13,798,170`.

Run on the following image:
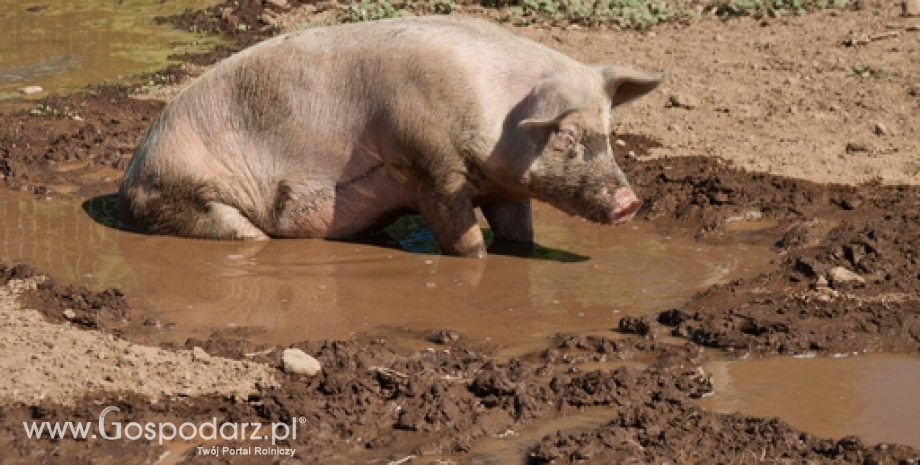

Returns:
0,0,224,109
1,0,920,463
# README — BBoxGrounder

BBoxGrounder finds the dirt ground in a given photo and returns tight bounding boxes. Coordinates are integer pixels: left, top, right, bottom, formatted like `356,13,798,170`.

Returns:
1,0,919,463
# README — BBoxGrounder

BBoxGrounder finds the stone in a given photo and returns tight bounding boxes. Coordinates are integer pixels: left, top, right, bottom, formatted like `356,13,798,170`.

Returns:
282,348,321,376
827,266,865,289
20,86,43,95
815,275,829,289
192,346,210,362
62,309,76,320
873,122,889,136
903,0,920,17
427,329,461,344
668,93,699,110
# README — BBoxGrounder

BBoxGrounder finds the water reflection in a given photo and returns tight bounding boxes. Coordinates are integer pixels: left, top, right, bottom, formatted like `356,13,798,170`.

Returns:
0,0,222,104
700,355,920,449
2,197,775,347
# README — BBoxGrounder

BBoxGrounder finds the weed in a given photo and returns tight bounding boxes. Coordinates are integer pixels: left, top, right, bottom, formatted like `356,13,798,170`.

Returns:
29,103,83,121
341,1,411,22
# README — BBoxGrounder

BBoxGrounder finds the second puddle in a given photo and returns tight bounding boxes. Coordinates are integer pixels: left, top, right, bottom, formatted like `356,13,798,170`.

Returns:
700,354,920,450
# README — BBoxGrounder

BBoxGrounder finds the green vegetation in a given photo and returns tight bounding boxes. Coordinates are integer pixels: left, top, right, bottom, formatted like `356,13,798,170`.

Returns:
321,0,851,29
29,102,83,121
342,1,411,22
710,0,848,17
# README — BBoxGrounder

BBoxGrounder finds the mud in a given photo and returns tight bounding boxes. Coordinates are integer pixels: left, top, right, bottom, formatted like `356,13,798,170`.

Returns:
0,0,224,107
2,0,920,463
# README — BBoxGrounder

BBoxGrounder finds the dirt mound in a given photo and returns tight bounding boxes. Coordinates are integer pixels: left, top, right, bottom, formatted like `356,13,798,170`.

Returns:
529,412,919,464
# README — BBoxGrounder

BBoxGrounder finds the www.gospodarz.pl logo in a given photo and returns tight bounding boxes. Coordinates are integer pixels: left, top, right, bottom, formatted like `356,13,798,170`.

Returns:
23,405,303,456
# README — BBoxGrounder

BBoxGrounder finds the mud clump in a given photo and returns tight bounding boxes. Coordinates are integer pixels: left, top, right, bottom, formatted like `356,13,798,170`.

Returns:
621,187,920,358
3,261,130,331
18,276,131,332
0,87,164,199
529,412,920,464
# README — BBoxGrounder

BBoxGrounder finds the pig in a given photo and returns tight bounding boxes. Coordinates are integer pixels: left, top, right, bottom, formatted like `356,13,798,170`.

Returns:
118,15,666,258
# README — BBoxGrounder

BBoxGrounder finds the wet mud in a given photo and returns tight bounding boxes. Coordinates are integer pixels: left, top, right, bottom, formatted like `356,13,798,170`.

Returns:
3,97,920,462
0,0,224,106
2,0,920,463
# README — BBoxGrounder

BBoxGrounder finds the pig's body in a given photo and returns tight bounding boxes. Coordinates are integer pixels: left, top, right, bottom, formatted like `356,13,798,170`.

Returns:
119,16,665,257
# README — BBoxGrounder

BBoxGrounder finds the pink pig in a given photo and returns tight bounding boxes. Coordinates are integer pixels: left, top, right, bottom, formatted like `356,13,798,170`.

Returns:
119,16,666,257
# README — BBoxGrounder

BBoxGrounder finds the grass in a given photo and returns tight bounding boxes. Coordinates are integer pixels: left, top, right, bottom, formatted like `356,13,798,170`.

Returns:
306,0,853,29
29,103,83,121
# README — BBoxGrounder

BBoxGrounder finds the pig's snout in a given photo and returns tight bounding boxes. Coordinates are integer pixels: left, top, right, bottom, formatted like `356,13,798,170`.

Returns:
608,187,641,225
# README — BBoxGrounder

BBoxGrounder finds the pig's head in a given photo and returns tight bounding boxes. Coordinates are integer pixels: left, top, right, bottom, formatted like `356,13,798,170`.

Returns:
501,65,666,226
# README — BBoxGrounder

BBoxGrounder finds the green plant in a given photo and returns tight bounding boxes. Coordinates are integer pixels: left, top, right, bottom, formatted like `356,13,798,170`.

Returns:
341,1,410,22
29,103,83,121
432,0,458,13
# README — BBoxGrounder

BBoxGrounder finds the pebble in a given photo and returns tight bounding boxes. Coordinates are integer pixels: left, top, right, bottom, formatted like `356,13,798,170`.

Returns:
20,86,43,95
815,276,829,288
281,348,321,376
62,309,76,320
904,0,920,17
192,346,210,362
668,93,699,110
873,122,889,136
827,266,865,288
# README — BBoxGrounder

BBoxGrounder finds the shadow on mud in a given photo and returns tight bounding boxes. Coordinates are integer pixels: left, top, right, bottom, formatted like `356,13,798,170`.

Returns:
82,194,120,229
82,195,588,262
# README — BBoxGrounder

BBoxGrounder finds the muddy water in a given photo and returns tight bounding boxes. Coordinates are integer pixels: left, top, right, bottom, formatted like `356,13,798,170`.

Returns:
0,0,221,106
700,354,920,450
0,196,774,349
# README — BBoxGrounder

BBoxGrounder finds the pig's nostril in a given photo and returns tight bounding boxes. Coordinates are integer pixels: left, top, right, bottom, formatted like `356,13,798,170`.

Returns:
608,187,641,225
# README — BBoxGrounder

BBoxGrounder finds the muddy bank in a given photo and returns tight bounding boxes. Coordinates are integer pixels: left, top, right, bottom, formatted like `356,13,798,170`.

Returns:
2,154,920,463
3,71,920,465
4,288,917,464
619,159,920,358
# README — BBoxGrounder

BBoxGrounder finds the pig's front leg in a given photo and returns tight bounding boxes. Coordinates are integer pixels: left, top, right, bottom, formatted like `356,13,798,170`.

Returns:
482,200,534,243
416,193,486,258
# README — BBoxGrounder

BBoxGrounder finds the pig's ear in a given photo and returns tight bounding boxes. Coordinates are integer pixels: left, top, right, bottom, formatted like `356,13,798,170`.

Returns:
599,66,668,108
518,79,588,128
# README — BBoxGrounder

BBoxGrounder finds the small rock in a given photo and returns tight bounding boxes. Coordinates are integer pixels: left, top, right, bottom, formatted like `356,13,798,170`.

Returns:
427,329,461,344
904,0,920,17
873,122,889,136
266,0,290,8
192,346,210,362
827,266,865,289
667,93,699,110
282,348,321,376
815,275,829,289
615,139,626,147
845,142,870,154
62,309,76,320
20,86,43,95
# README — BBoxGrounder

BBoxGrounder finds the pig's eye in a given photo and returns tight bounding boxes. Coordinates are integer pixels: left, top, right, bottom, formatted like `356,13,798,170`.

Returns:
557,126,578,145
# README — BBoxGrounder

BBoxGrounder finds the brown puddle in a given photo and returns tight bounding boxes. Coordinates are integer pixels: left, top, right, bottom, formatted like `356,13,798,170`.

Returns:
0,0,222,107
0,196,774,349
700,354,920,450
